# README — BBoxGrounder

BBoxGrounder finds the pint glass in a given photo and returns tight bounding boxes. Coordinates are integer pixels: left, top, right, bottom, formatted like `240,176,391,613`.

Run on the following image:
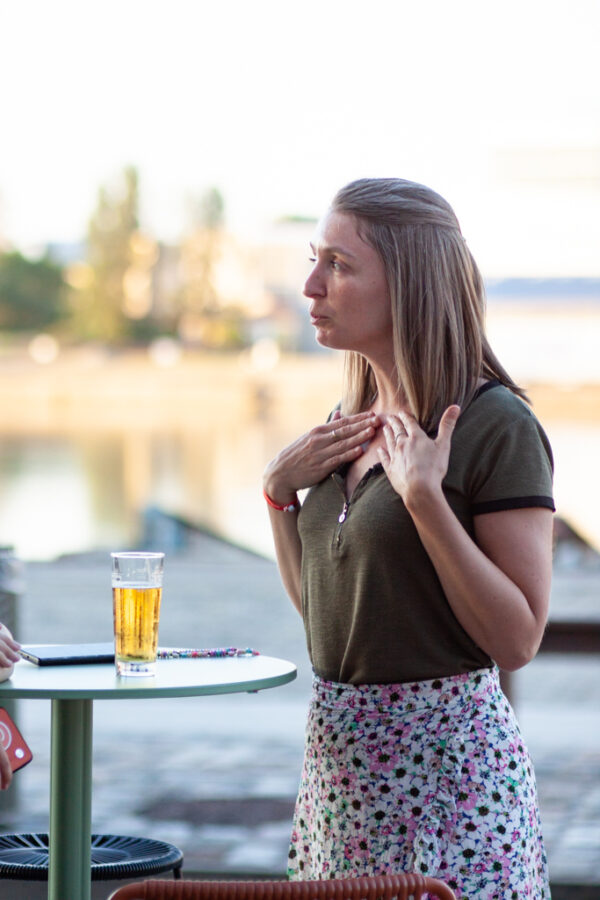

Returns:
111,551,164,676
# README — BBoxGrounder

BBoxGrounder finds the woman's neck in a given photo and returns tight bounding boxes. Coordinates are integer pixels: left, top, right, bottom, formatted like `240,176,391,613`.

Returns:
368,367,409,416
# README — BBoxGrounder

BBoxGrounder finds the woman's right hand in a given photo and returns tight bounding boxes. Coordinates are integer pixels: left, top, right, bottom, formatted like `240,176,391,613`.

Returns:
0,623,21,680
263,410,380,504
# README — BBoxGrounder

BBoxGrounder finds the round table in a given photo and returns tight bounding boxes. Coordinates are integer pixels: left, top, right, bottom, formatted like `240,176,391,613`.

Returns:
0,653,297,900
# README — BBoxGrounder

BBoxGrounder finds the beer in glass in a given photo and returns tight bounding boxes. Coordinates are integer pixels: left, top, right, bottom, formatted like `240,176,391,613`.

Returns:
111,551,164,676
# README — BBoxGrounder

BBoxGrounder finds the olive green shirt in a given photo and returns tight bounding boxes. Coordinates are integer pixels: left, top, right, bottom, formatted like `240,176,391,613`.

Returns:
297,382,555,685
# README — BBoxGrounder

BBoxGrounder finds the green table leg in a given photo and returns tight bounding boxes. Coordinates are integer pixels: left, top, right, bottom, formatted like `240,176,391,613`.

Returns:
49,698,93,900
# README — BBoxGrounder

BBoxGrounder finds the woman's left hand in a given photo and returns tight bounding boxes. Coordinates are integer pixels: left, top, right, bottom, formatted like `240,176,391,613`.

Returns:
377,406,460,509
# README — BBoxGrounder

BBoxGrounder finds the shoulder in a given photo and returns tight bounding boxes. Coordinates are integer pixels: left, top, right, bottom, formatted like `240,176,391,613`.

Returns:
456,382,551,456
462,381,538,426
449,382,554,510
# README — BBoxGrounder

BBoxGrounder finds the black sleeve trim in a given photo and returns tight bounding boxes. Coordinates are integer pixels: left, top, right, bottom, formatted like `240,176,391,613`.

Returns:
472,495,556,515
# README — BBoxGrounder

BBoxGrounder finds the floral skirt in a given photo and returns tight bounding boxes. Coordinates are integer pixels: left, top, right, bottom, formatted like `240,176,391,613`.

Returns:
288,667,550,900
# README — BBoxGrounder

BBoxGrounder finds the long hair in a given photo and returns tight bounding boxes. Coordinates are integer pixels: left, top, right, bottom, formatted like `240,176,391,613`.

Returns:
331,178,527,432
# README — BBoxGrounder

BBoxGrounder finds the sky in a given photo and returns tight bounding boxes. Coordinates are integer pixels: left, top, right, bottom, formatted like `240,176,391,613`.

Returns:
1,0,599,276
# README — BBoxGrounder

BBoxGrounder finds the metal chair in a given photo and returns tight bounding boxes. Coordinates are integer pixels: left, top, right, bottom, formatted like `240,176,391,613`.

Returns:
107,873,457,900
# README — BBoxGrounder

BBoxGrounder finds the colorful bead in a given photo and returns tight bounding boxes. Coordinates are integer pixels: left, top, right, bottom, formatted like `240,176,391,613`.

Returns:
157,647,259,659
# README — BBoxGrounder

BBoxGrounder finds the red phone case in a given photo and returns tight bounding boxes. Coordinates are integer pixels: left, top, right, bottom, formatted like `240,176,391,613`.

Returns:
0,707,33,772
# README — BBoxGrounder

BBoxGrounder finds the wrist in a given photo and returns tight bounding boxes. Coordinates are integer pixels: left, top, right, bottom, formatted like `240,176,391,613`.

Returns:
263,467,296,505
403,481,445,517
263,487,300,512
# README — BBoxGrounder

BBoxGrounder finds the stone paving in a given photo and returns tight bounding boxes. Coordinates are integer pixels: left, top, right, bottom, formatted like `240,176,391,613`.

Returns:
0,529,598,893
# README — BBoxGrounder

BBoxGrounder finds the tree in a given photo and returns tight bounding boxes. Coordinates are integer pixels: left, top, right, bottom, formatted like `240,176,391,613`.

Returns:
0,251,66,331
178,187,244,347
195,187,225,231
73,166,159,342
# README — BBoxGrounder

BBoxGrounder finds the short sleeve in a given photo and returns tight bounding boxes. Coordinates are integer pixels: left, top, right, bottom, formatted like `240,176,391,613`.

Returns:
469,413,555,515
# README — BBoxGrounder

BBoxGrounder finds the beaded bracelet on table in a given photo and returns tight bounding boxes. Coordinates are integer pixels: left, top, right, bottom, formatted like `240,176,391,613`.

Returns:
157,647,260,659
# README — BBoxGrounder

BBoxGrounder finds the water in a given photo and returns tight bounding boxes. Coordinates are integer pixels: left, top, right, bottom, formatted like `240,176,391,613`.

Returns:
0,435,127,559
0,326,599,561
486,306,600,384
0,430,276,561
0,350,345,561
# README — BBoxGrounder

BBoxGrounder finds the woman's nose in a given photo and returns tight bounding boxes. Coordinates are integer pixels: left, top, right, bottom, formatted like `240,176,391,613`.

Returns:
303,265,325,299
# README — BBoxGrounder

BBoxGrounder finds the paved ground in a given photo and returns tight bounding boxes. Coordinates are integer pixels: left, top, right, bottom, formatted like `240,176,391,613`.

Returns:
0,525,598,897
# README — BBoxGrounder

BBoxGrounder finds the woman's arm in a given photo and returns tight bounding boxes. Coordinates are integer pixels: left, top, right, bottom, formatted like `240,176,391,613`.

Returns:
408,500,552,670
264,504,303,614
378,407,553,670
264,411,379,614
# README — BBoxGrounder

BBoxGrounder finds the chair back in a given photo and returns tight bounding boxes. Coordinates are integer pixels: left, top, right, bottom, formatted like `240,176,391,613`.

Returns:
108,873,457,900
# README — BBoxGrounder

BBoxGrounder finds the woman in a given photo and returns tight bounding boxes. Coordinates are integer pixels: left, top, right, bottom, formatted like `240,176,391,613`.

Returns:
263,179,554,898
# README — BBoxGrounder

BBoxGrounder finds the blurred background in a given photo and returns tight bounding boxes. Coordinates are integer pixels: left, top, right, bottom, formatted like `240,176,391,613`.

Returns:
0,1,599,887
0,0,599,563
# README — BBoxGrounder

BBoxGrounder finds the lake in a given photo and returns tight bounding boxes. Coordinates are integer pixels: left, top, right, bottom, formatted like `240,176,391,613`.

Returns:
0,308,599,562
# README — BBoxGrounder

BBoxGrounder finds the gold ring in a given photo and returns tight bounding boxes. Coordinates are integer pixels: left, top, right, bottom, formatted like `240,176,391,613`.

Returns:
332,429,337,440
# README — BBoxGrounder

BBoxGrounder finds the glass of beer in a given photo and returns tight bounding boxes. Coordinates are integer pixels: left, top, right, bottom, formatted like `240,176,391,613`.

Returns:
111,551,164,676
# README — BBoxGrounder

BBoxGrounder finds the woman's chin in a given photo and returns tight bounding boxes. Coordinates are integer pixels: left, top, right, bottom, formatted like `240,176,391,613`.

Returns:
314,329,342,351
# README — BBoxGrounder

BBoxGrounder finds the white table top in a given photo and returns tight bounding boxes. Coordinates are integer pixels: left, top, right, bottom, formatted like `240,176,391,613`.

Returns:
0,654,297,700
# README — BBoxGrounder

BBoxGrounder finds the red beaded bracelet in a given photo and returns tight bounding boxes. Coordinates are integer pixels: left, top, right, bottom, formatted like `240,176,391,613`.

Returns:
263,488,300,512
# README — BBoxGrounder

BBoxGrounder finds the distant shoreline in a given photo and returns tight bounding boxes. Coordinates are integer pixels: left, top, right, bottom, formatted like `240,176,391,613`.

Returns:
0,348,597,435
528,383,600,423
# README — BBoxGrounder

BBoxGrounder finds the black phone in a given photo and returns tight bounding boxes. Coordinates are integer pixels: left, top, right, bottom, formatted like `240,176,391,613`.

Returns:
0,707,33,772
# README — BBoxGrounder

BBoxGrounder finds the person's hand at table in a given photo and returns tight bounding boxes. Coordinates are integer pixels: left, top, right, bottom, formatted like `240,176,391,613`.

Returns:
0,622,21,682
0,623,20,790
264,410,380,504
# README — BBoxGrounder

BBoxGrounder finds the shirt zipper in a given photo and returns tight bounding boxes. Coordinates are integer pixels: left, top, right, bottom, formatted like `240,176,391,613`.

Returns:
332,463,382,551
332,480,349,550
335,501,348,549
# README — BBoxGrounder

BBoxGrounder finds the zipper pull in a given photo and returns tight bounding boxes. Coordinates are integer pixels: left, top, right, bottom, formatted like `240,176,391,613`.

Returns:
338,502,349,524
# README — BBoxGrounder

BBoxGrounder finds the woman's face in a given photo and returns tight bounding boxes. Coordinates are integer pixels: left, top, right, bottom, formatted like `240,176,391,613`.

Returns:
304,210,393,364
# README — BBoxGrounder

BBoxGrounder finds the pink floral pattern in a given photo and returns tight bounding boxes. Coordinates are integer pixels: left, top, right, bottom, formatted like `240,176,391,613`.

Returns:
288,667,549,899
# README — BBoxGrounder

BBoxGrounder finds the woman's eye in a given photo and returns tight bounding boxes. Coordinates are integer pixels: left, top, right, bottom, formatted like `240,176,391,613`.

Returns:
307,256,343,271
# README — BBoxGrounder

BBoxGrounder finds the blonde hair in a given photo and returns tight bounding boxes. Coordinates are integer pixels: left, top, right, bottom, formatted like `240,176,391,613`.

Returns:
331,178,527,432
